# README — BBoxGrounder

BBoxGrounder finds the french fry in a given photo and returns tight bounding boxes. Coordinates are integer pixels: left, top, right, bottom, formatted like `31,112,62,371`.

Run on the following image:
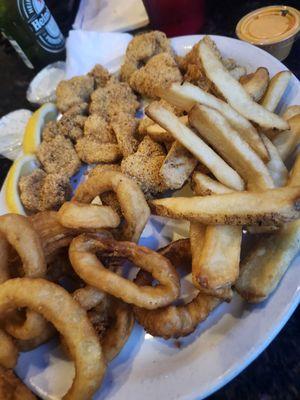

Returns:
261,71,292,112
160,82,269,161
160,141,198,189
146,115,188,143
198,40,289,130
239,67,269,102
189,104,274,191
288,153,300,186
150,186,300,226
235,220,300,303
282,105,300,121
261,134,288,187
146,102,245,191
190,174,240,300
192,172,233,196
272,114,300,160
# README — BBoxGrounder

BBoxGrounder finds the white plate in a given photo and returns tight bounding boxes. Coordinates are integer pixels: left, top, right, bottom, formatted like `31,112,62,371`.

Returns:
1,35,300,400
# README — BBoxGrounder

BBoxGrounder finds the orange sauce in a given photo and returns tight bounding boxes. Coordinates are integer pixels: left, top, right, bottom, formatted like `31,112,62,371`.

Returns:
236,6,300,45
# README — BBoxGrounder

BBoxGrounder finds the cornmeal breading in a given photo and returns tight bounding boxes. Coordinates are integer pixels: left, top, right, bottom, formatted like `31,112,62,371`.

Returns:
0,367,37,400
57,114,87,142
84,115,117,143
42,120,60,142
110,112,139,156
19,169,46,211
120,31,173,82
37,135,81,177
129,53,182,98
88,64,111,88
121,136,167,195
19,169,71,211
39,173,72,210
63,102,89,117
89,78,139,119
56,76,94,113
76,137,122,163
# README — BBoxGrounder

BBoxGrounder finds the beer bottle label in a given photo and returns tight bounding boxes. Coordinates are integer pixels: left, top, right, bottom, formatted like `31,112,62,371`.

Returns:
17,0,65,53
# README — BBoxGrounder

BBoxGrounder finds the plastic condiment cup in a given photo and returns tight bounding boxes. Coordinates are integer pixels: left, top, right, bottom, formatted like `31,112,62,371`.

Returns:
236,6,300,61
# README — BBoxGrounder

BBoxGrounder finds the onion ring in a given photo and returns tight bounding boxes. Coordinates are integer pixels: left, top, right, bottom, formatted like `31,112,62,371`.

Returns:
0,214,46,278
73,286,106,311
133,239,221,338
69,234,180,309
58,201,120,230
0,278,105,400
0,329,18,369
0,214,48,341
74,170,150,242
16,325,56,352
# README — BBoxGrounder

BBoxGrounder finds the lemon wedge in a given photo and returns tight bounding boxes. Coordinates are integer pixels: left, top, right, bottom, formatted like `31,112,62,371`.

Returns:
22,103,58,154
5,154,39,215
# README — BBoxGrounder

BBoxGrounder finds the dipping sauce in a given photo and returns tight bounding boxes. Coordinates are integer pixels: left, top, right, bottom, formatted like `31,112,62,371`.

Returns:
236,6,300,61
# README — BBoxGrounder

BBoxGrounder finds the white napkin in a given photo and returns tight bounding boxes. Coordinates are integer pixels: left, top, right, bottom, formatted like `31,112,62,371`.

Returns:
65,30,132,78
73,0,148,32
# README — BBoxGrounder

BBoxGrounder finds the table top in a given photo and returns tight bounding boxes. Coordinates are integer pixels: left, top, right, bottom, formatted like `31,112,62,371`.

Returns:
0,0,299,399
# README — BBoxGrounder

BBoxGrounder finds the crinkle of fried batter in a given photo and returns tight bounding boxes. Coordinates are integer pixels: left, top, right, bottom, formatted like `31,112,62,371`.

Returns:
57,114,87,142
42,121,60,142
76,137,122,164
88,64,111,88
63,102,89,117
56,75,94,113
120,31,173,82
129,53,182,98
37,135,81,177
110,112,139,157
121,136,167,196
89,78,139,120
84,115,117,143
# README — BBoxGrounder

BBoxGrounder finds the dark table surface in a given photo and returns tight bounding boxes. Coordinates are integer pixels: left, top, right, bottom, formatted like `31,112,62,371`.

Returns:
0,1,299,399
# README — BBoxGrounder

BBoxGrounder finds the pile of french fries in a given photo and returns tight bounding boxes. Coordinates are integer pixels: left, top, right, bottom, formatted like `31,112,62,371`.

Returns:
145,38,300,303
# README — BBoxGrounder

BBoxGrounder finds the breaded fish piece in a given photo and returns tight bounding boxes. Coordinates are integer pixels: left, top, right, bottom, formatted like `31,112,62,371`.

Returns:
42,120,60,142
84,115,117,143
76,137,122,163
0,367,37,400
89,77,139,119
121,136,167,196
110,112,139,156
19,169,71,211
120,31,173,82
37,135,81,177
19,168,46,211
56,75,94,113
129,53,182,98
88,64,111,88
57,114,87,142
40,173,72,210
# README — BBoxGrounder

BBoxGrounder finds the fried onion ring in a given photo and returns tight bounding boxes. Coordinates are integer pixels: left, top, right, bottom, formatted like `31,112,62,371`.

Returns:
69,234,180,309
74,170,150,242
0,329,18,369
58,202,120,230
0,214,46,278
0,214,49,341
73,286,106,310
133,239,221,338
16,324,56,352
0,278,105,400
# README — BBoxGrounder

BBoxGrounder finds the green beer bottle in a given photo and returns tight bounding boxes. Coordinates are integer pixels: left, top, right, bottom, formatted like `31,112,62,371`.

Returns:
0,0,65,69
